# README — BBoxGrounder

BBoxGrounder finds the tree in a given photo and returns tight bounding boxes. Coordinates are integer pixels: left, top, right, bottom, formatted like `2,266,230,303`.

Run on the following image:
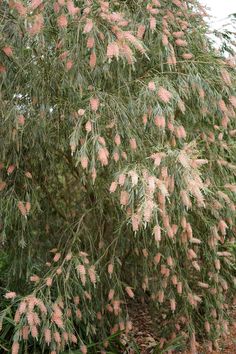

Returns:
0,0,236,353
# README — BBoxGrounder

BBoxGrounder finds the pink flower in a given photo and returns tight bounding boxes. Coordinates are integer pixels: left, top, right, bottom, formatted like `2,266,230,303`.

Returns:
155,115,165,128
90,98,100,112
107,42,119,59
182,53,193,60
83,19,93,33
120,191,129,205
137,24,146,39
157,87,172,103
67,0,79,15
57,15,68,28
89,52,96,68
5,291,16,299
2,46,13,57
148,81,156,91
87,36,95,49
150,16,156,31
98,147,109,166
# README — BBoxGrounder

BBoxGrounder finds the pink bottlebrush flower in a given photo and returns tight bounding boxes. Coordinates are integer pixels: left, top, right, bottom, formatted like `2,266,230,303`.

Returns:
87,36,95,49
118,173,126,186
131,213,140,232
63,332,69,342
143,113,148,125
109,181,117,193
113,152,119,162
57,15,68,28
56,267,62,275
78,109,85,116
98,147,109,166
154,252,161,264
46,277,52,287
2,46,13,57
31,325,38,338
53,2,60,13
17,201,27,216
173,31,184,38
25,201,31,214
90,97,100,112
108,289,115,300
218,99,228,113
182,53,193,60
218,220,228,235
27,312,34,326
67,0,79,15
31,0,42,10
114,134,121,146
120,191,129,205
0,181,7,192
119,43,134,64
155,115,166,128
83,19,93,33
22,326,29,340
19,301,27,314
85,120,92,132
70,333,78,344
12,342,20,354
129,138,137,150
177,282,183,294
149,16,156,31
54,331,61,344
137,24,146,39
30,275,40,282
192,261,201,271
153,225,161,242
107,42,119,59
175,38,187,46
7,164,15,174
125,286,134,298
14,310,21,323
98,136,106,145
229,96,236,108
53,253,61,262
44,328,51,344
171,275,178,285
221,69,232,86
158,290,164,303
89,52,96,69
148,81,156,91
88,266,96,284
77,264,86,276
18,114,25,125
28,14,44,36
170,298,176,312
162,35,168,46
12,1,27,16
108,263,114,275
144,200,154,222
167,54,177,65
76,308,82,319
52,314,64,328
65,60,73,71
80,345,87,354
157,87,172,103
5,291,16,299
81,156,88,169
188,249,197,259
178,99,185,112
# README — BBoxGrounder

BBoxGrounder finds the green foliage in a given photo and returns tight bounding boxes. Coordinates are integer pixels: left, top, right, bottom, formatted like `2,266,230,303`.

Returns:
0,0,236,353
